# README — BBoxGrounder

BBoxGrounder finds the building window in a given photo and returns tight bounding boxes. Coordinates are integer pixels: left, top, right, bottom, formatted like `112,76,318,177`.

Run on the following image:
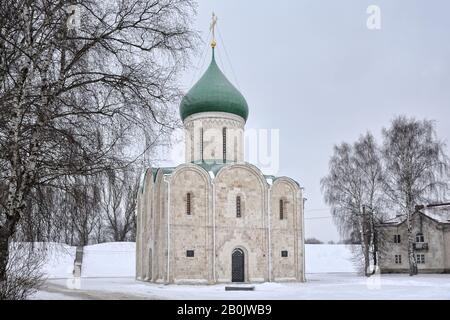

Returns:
281,250,288,257
394,234,401,243
236,196,241,218
186,250,194,257
395,255,402,264
416,254,425,264
222,127,227,162
279,199,285,220
416,233,424,243
186,192,192,215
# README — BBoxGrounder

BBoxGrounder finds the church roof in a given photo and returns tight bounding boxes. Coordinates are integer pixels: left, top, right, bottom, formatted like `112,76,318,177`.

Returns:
149,161,300,187
193,160,229,177
151,167,176,182
179,48,249,122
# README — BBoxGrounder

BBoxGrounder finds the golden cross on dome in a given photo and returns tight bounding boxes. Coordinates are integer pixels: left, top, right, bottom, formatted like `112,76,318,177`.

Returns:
210,12,218,48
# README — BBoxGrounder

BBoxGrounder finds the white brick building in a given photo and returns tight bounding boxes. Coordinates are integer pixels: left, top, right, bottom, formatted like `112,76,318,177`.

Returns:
135,45,305,284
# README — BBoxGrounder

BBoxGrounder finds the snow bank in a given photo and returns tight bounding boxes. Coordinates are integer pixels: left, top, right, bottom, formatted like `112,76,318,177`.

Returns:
39,242,357,278
42,243,76,279
82,242,135,277
305,244,357,273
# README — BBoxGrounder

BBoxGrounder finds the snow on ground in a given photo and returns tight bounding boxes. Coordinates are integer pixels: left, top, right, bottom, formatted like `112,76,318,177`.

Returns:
39,242,358,279
305,244,356,273
30,242,450,300
82,242,136,278
44,243,76,279
32,274,450,300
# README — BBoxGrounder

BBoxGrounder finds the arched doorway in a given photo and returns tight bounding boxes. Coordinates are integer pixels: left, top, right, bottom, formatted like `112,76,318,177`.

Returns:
232,248,245,282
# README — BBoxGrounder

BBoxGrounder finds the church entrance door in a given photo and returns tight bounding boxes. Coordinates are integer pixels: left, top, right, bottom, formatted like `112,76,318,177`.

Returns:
231,248,245,282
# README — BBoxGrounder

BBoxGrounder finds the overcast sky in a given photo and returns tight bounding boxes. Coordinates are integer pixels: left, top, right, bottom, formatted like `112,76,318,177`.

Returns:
163,0,450,242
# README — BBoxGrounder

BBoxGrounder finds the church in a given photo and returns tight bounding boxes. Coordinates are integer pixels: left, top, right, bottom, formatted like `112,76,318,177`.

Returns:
136,20,305,284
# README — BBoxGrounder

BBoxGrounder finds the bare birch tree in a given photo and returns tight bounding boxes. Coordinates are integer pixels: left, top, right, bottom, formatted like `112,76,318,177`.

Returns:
382,117,449,275
323,117,450,277
321,133,387,276
0,0,198,297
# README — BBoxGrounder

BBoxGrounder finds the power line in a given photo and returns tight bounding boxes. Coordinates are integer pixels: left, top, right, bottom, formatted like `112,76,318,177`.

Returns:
305,216,333,220
217,25,241,90
304,208,331,213
189,29,212,88
215,43,227,80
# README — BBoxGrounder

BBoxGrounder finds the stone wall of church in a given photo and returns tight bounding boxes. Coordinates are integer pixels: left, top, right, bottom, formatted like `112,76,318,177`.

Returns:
135,178,143,279
214,164,269,282
136,168,154,281
136,163,306,284
168,165,212,283
270,179,304,281
184,112,245,163
153,171,168,282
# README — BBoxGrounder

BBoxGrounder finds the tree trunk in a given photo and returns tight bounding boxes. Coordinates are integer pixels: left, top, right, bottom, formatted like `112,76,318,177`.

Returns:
372,226,378,274
0,213,20,282
362,224,370,277
361,207,370,276
406,210,417,276
0,231,10,282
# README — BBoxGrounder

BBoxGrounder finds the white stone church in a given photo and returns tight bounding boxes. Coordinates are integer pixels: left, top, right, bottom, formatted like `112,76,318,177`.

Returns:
136,37,305,284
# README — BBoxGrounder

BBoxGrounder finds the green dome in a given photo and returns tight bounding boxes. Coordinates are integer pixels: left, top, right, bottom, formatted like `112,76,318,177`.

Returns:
180,49,249,122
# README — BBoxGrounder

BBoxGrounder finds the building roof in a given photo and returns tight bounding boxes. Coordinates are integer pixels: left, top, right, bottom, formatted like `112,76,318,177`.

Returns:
193,159,229,177
179,48,249,122
151,167,176,182
379,206,450,226
147,160,300,187
422,206,450,223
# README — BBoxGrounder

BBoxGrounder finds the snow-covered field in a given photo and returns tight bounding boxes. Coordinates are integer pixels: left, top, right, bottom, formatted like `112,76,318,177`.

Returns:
30,242,450,300
32,273,450,300
41,243,357,280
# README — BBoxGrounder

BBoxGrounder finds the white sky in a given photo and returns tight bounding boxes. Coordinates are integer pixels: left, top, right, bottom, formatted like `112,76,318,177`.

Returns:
162,0,450,242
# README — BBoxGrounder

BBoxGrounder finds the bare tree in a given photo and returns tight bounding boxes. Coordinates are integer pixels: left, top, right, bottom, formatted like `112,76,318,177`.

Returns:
0,242,44,300
323,117,450,277
101,168,139,242
321,133,386,276
0,0,198,296
67,175,103,246
382,117,450,275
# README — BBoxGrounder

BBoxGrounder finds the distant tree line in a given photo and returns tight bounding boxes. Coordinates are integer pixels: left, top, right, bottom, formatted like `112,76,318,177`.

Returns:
321,116,450,276
17,165,141,246
304,238,359,245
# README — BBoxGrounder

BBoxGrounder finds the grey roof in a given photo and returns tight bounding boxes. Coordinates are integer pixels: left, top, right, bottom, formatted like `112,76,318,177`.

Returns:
380,207,450,226
423,206,450,223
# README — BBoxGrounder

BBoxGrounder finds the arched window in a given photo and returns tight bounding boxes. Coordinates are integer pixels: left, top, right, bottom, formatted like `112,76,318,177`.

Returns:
279,199,285,220
236,196,241,218
186,192,192,215
222,127,227,162
416,233,424,243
